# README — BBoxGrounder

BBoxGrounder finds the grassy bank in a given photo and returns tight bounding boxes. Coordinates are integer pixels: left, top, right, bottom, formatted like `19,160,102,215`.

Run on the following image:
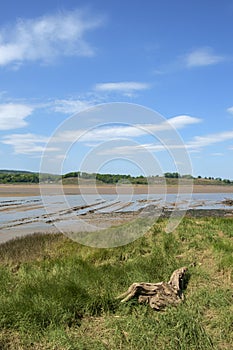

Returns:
0,217,232,349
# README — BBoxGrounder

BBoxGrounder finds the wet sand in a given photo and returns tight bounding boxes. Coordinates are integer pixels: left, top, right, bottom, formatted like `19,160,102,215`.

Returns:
1,189,233,244
0,184,233,197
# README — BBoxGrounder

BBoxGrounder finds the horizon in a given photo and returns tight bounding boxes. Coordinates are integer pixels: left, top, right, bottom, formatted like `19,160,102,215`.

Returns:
0,1,233,178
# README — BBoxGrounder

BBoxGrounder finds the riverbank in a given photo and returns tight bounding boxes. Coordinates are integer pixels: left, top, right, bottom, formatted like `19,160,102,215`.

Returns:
0,216,232,349
0,183,233,197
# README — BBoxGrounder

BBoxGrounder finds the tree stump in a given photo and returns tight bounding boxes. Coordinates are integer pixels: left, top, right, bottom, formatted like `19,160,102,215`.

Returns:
117,267,188,311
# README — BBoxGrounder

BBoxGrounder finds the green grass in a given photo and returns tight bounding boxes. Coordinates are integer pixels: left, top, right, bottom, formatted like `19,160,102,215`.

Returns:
0,217,232,349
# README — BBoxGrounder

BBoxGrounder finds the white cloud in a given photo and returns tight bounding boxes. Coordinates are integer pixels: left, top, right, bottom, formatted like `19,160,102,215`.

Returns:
0,103,33,130
211,153,224,156
94,128,233,156
94,82,150,94
188,130,233,148
53,125,143,144
2,133,57,154
52,115,201,144
227,106,233,115
0,10,103,67
53,99,95,114
50,115,201,146
133,115,201,133
185,47,224,67
0,115,202,156
166,115,201,129
96,143,188,156
188,149,201,154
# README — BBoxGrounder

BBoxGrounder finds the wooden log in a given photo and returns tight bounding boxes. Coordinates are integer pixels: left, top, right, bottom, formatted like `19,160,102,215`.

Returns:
117,267,188,310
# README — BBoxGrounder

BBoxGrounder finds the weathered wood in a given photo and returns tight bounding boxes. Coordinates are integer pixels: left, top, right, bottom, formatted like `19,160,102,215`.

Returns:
117,267,188,310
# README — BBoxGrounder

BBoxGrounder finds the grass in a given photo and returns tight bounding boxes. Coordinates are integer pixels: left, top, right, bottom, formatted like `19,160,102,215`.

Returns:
0,217,232,349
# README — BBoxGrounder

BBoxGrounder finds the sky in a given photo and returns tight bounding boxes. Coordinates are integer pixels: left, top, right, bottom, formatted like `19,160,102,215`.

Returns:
0,0,233,178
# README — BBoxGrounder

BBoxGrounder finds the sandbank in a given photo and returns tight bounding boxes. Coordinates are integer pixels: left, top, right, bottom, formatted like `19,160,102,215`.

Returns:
0,184,232,197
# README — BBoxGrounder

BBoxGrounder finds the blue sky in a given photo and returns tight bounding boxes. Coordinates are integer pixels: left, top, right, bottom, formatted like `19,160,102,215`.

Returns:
0,0,233,178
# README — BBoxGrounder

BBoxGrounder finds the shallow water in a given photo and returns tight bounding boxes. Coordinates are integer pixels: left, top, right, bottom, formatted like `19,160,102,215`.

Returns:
0,193,233,244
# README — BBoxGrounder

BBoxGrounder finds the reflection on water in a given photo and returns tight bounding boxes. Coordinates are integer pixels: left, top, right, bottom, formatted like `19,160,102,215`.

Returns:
0,193,232,243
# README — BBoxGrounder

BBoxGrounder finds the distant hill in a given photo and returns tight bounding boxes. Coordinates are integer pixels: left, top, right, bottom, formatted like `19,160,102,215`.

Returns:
0,169,34,174
0,170,232,185
0,170,59,184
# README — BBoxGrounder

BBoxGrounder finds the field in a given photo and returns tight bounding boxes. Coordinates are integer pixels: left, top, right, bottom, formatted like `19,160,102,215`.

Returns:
0,217,232,349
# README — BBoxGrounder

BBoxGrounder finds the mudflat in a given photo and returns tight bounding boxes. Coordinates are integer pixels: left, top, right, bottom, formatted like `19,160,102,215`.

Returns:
0,183,233,197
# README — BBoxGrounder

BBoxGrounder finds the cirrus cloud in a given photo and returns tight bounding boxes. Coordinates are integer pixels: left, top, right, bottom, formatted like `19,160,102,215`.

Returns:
2,133,58,155
51,115,201,144
188,130,233,148
185,47,224,67
94,81,150,94
53,99,95,114
0,9,104,67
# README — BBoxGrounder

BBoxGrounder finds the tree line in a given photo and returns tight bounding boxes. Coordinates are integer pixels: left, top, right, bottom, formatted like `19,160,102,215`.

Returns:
0,170,232,185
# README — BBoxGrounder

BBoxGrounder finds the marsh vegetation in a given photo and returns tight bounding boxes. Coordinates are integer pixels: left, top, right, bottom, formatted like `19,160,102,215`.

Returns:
0,217,232,349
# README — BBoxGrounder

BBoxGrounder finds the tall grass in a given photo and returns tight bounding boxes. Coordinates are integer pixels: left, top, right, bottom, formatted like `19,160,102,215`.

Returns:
0,217,232,349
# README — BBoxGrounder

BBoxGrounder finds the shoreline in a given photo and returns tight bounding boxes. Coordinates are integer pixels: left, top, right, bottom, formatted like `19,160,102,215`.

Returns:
0,209,232,246
0,184,233,197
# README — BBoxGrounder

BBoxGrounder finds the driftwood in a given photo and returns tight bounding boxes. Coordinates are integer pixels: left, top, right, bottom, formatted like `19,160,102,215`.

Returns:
221,198,233,206
117,267,188,310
